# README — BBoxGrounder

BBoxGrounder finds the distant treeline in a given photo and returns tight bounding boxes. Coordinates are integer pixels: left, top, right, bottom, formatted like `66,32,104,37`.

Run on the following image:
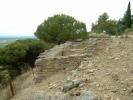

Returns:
91,2,133,35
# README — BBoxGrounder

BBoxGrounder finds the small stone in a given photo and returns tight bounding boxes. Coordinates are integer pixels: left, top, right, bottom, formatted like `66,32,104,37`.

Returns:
120,81,124,84
130,86,133,88
111,90,118,93
87,70,94,74
96,84,100,87
79,83,84,87
104,94,111,99
48,84,56,89
123,88,126,91
111,73,119,81
62,79,87,92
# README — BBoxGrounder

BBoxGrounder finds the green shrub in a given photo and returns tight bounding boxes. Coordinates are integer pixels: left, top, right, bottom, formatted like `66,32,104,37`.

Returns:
34,14,87,44
0,39,52,80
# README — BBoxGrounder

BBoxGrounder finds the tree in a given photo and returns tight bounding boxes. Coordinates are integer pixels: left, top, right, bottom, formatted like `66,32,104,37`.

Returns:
34,14,87,44
123,1,132,28
104,20,117,35
0,39,50,79
91,13,117,35
91,13,109,33
117,19,126,33
131,15,133,24
98,13,109,24
0,39,52,96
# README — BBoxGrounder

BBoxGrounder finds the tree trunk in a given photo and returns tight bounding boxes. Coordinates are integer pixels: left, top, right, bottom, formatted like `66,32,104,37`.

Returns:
9,80,14,97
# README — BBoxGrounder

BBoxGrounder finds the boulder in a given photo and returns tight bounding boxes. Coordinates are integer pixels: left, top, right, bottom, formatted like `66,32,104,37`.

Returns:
62,79,87,92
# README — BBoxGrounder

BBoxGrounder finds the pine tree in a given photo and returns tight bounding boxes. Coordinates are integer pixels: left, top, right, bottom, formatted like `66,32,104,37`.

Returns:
123,1,132,28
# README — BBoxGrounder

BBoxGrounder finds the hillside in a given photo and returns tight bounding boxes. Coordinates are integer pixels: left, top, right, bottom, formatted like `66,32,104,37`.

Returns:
2,36,133,100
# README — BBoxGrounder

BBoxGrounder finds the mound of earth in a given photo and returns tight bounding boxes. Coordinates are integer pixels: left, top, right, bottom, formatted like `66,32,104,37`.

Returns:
10,37,133,100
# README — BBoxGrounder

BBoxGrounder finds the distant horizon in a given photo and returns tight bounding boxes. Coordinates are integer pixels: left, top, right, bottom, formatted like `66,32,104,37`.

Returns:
0,33,35,38
0,36,35,38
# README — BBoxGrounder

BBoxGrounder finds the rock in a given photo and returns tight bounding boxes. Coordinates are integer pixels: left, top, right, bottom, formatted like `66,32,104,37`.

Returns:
111,73,119,81
31,90,97,100
88,62,93,67
31,91,69,100
120,81,124,84
87,69,94,74
62,79,87,92
96,84,100,87
71,70,80,77
111,90,118,93
74,90,97,100
79,83,84,87
48,83,57,89
104,94,111,99
62,81,74,92
70,91,81,96
123,88,126,91
130,86,133,88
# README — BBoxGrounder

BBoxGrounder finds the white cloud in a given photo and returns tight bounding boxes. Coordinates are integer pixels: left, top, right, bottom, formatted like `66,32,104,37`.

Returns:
0,0,132,36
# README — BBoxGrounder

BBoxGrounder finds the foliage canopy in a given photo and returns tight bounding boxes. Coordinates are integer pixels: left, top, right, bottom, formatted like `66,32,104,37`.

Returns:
123,2,132,28
0,39,50,80
91,13,117,35
34,14,87,44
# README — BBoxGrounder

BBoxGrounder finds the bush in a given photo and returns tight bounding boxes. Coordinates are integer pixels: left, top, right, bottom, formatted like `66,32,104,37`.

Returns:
0,39,52,80
91,13,117,35
34,14,87,44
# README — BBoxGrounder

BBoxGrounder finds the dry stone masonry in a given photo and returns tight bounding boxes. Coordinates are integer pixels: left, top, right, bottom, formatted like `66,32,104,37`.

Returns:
31,90,97,100
35,39,97,82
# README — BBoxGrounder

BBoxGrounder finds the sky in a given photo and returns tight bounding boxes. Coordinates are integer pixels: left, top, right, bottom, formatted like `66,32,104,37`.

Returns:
0,0,132,37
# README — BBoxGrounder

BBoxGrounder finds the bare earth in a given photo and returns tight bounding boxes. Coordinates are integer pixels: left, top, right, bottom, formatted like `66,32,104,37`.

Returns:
11,37,133,100
79,37,133,100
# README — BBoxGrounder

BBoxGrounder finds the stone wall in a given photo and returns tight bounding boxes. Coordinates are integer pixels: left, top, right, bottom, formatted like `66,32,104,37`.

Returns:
34,39,97,81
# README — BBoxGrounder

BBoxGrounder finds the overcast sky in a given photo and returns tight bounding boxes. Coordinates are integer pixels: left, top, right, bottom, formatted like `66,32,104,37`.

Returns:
0,0,132,37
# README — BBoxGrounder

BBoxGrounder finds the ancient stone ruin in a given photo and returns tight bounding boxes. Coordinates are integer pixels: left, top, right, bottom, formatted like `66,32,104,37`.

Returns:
34,38,97,82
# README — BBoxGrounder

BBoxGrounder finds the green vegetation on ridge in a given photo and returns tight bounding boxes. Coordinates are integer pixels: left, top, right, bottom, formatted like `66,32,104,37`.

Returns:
0,39,52,85
92,1,133,35
34,14,87,44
